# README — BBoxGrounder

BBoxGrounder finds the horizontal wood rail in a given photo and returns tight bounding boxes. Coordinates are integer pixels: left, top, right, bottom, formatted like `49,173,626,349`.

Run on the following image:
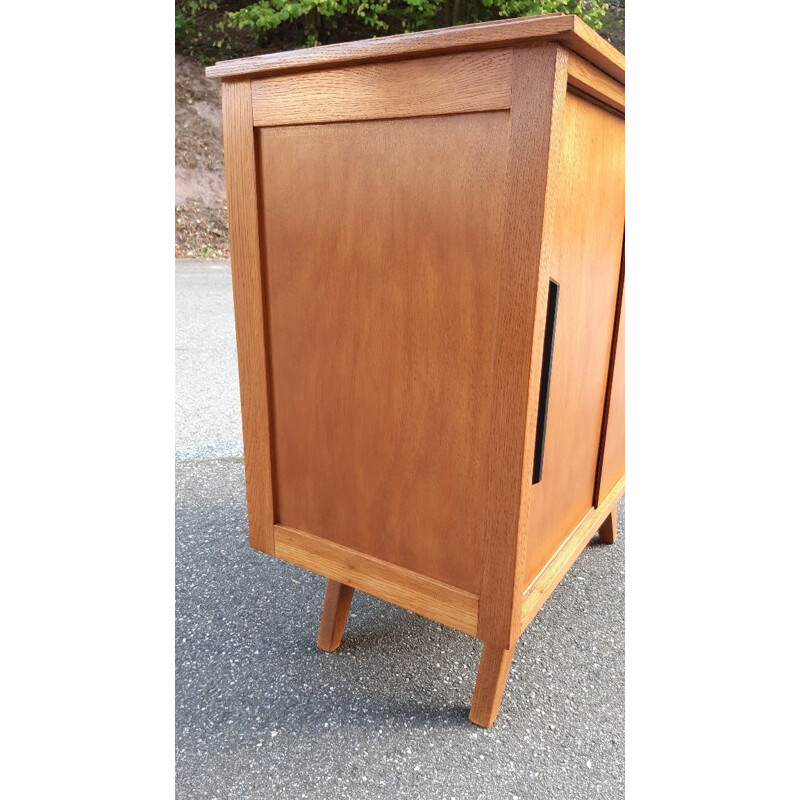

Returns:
251,50,512,128
274,525,480,636
566,51,625,114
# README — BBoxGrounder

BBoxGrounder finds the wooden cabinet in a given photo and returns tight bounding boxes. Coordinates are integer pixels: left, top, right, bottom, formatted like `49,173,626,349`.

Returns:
208,14,625,728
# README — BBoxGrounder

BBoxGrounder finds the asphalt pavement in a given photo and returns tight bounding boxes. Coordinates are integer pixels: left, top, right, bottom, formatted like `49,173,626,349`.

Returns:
175,259,625,799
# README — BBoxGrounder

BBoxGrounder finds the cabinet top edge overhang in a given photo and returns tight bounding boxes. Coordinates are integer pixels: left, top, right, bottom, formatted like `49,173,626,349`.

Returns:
205,14,624,86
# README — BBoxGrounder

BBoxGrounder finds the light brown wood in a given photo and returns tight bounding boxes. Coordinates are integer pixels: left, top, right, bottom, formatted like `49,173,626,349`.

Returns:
567,51,625,114
469,642,516,728
524,91,625,587
274,526,480,637
521,475,625,630
597,271,625,503
251,50,511,127
206,15,624,84
221,80,275,555
216,19,625,727
259,112,509,595
598,504,618,545
476,44,569,650
317,580,355,652
569,15,627,84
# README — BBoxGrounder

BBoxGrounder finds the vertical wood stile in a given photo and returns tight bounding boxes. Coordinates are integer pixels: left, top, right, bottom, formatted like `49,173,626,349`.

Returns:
594,235,625,507
477,44,570,648
221,80,275,554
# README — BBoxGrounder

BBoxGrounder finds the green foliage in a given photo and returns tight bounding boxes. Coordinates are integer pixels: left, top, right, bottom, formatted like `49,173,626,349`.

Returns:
230,0,607,41
176,1,233,63
176,0,608,60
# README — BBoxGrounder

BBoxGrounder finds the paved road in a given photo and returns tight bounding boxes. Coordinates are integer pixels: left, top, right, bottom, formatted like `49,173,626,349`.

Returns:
176,260,625,799
176,259,244,462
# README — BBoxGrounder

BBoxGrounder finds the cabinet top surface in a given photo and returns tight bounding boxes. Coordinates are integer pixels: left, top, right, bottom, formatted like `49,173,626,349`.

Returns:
205,14,624,84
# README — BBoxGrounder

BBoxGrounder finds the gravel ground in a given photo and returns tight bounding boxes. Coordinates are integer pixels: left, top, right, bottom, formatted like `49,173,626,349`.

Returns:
176,260,625,799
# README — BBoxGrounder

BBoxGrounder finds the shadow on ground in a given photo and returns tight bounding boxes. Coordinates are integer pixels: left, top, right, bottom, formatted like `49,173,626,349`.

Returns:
176,460,624,799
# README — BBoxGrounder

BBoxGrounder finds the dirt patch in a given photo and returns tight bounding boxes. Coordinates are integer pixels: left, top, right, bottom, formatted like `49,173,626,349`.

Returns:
175,54,228,257
176,199,230,259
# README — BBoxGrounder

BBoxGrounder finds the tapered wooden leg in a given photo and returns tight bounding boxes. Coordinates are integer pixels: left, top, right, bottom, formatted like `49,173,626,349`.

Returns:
316,580,355,652
598,504,618,544
469,641,516,728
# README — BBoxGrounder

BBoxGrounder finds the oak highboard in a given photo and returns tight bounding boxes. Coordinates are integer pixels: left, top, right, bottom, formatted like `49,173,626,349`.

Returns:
207,13,625,728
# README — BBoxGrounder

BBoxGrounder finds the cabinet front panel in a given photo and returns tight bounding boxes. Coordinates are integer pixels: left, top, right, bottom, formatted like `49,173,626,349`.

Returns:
598,281,625,500
258,112,509,594
525,92,625,584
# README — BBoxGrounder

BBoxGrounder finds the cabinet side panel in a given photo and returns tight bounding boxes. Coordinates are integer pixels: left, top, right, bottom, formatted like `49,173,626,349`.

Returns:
598,280,625,500
524,91,625,585
258,112,509,594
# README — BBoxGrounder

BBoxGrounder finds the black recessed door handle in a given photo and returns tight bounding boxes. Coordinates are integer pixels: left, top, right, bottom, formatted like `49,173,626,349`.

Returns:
532,279,560,485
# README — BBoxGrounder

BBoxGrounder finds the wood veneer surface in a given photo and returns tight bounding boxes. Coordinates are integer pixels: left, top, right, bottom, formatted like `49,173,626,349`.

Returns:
258,112,509,594
598,281,625,500
524,91,625,584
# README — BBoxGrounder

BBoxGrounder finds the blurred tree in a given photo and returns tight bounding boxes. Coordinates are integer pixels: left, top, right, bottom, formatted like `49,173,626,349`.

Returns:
177,0,611,61
231,0,608,46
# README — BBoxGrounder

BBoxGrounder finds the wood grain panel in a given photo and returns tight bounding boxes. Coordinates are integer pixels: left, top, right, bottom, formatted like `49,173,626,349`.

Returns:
258,113,509,594
524,92,625,585
598,278,625,501
221,81,275,554
477,45,569,648
206,15,624,85
251,50,511,127
274,526,479,636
